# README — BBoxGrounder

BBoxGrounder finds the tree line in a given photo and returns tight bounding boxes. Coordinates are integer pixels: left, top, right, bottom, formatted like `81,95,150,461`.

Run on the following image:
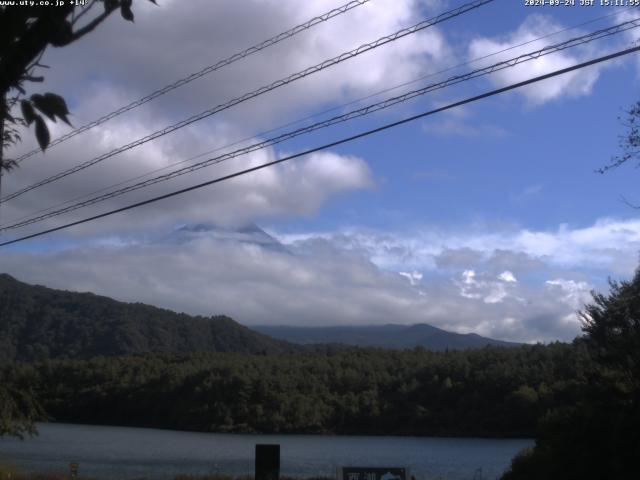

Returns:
4,268,639,478
1,341,590,438
501,270,640,479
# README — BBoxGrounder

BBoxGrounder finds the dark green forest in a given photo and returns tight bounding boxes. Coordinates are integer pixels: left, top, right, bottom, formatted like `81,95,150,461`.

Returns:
0,273,514,360
0,273,296,362
0,272,591,439
1,269,639,478
501,271,640,480
1,342,588,438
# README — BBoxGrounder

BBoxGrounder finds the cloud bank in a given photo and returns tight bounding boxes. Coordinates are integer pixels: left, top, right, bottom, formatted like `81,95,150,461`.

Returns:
468,14,624,105
3,217,638,344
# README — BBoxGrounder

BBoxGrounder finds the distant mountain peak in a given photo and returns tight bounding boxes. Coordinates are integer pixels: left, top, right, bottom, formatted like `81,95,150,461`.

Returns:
169,223,288,252
252,323,521,351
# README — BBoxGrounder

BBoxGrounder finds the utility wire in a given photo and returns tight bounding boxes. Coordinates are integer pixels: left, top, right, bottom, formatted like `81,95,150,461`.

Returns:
7,6,629,228
1,43,638,248
3,17,638,232
0,0,494,205
14,0,372,163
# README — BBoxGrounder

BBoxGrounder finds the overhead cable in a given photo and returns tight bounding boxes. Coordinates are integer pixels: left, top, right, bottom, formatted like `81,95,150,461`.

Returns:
11,4,627,228
1,43,638,247
0,0,494,204
3,16,638,232
14,0,373,163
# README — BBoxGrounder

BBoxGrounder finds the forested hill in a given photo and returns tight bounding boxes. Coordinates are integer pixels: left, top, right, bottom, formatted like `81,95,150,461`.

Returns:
3,342,588,438
253,324,521,350
0,273,297,362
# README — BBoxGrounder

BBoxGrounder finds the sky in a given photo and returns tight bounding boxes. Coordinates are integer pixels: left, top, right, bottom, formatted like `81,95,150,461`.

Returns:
1,0,640,343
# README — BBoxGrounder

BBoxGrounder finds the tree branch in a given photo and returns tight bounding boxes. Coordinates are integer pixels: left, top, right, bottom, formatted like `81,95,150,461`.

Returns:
21,75,44,83
68,2,120,43
71,0,98,27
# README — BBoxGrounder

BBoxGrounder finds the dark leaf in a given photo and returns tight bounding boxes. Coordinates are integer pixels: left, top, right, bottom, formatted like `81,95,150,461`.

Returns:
0,159,18,172
121,4,134,22
104,0,119,12
148,0,157,4
22,75,44,82
31,92,71,125
58,113,71,126
20,100,37,125
43,92,71,125
31,94,55,122
34,115,50,151
44,93,69,114
48,18,73,47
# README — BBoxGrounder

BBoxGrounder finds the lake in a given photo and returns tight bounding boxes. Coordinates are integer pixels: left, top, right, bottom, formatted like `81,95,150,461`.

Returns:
0,423,533,480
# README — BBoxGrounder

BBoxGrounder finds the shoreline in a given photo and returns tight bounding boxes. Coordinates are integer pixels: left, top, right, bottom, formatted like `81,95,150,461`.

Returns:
24,421,535,442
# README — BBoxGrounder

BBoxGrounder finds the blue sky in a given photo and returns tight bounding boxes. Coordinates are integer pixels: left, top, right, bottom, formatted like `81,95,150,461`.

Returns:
2,0,640,342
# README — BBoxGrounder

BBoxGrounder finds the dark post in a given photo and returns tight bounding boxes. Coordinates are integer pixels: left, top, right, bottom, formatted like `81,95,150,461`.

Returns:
69,462,78,480
255,444,280,480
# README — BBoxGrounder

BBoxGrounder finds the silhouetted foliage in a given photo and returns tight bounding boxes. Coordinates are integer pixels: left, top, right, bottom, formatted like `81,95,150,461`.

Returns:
0,2,154,435
0,342,588,438
0,0,155,163
0,378,44,439
0,272,600,438
581,271,640,386
502,269,640,479
599,101,640,174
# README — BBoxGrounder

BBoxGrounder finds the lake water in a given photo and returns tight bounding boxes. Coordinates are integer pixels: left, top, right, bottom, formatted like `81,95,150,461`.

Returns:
0,423,532,480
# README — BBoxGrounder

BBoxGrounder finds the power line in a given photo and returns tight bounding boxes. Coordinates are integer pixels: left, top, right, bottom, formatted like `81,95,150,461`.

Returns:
3,17,638,232
13,0,372,163
1,43,638,248
5,18,638,230
8,6,628,228
9,7,624,229
0,0,495,205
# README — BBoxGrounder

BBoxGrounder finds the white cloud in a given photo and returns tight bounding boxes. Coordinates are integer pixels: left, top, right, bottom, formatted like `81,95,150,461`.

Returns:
498,271,517,283
4,215,637,343
267,216,640,339
462,269,476,284
615,9,640,47
455,269,516,305
2,0,448,237
614,9,640,75
399,270,423,286
280,217,640,277
545,278,592,310
468,14,620,105
483,284,508,304
2,117,373,234
1,3,637,346
0,229,594,343
17,0,449,126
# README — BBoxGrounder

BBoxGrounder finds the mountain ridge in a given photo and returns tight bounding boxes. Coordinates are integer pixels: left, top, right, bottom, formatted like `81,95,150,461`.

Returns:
0,273,519,362
252,323,521,350
0,273,296,362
